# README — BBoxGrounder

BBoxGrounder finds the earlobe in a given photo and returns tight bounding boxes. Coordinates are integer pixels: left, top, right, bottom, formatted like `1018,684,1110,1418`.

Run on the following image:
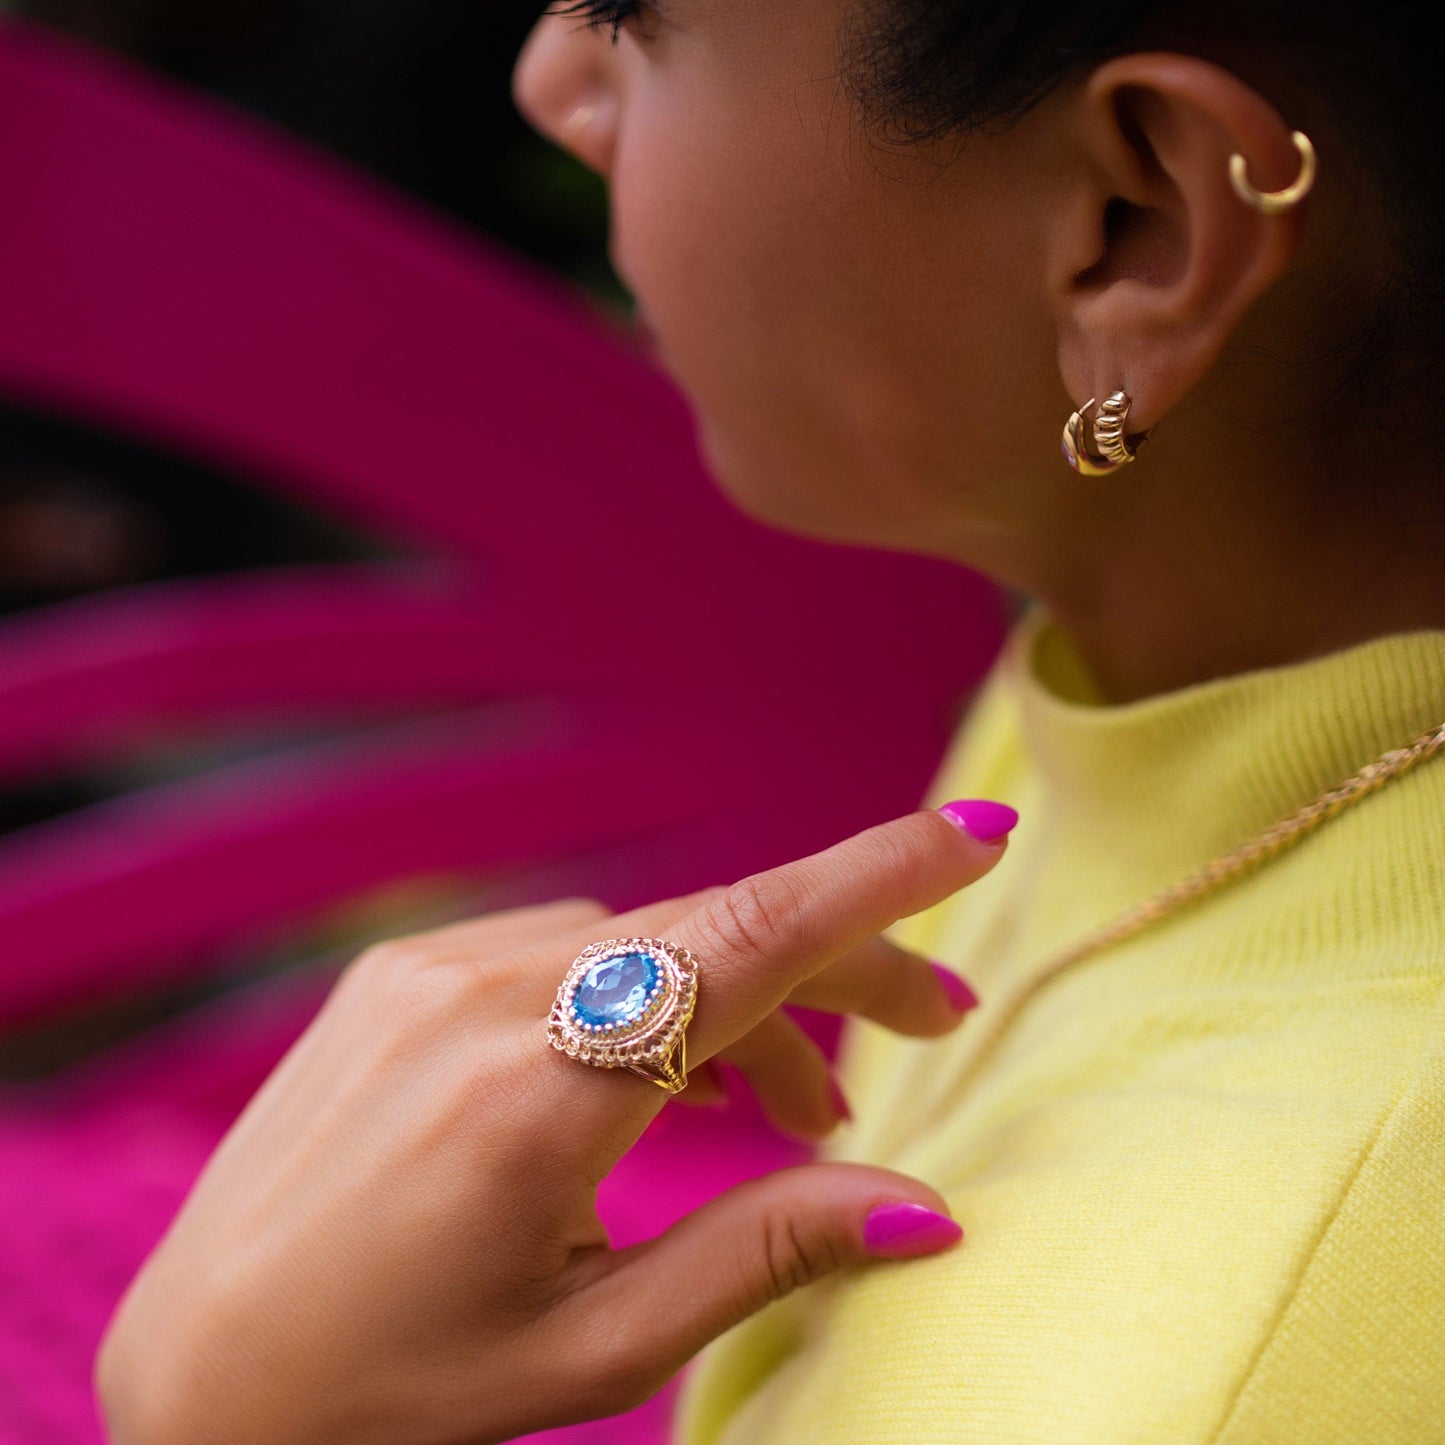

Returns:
1051,53,1313,441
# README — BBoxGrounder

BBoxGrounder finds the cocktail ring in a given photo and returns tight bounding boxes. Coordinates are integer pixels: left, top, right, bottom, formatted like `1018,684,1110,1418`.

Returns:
546,936,701,1093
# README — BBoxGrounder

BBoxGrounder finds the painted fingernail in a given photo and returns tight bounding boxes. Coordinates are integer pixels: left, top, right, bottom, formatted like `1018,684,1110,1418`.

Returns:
937,799,1019,845
862,1202,964,1258
828,1075,853,1122
930,962,979,1013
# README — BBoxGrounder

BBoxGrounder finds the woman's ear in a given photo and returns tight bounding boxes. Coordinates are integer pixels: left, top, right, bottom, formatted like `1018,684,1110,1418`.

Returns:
1048,53,1312,431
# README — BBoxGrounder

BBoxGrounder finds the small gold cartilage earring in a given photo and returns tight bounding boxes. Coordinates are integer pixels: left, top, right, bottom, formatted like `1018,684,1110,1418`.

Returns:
1061,391,1149,476
1228,130,1317,216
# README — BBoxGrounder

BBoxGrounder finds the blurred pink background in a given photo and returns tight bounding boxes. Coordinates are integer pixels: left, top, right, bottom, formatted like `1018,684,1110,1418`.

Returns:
0,13,1005,1442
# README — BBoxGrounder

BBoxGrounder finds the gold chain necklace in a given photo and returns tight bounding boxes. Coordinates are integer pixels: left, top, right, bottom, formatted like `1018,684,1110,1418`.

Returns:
946,717,1445,1095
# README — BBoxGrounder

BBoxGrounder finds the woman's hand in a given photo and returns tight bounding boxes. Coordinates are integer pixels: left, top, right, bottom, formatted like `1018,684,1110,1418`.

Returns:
95,802,1010,1445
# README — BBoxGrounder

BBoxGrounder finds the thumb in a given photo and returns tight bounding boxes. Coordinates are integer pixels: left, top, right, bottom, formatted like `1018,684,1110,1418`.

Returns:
575,1163,962,1391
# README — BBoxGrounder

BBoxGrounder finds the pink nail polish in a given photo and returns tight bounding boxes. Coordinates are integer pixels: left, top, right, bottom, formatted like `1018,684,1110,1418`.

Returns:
828,1075,853,1122
930,962,979,1013
862,1202,964,1258
937,799,1019,845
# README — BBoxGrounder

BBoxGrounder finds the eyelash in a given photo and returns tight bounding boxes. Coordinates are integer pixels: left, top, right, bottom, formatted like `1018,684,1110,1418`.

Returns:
549,0,649,45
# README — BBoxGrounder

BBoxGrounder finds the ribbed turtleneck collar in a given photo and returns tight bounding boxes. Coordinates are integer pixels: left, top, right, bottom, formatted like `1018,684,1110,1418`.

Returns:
1005,606,1445,907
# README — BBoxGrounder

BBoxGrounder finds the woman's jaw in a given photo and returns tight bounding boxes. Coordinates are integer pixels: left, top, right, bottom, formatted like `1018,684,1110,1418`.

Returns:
516,3,1445,702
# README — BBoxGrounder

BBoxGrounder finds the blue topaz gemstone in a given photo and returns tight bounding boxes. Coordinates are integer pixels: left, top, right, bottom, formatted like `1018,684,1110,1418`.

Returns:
571,951,662,1029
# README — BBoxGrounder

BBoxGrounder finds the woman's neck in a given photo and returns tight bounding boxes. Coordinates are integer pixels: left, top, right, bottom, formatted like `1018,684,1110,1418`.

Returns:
991,438,1445,706
1043,563,1445,705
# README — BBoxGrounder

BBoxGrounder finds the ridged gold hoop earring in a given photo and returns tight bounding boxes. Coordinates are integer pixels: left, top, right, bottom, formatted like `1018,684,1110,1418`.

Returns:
1228,131,1317,216
1061,391,1149,476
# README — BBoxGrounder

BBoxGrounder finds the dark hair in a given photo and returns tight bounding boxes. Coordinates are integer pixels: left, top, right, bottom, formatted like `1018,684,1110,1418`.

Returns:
843,0,1445,447
846,1,1159,141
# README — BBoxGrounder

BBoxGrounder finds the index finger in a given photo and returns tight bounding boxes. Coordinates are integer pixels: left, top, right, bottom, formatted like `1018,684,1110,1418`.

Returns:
673,798,1016,1062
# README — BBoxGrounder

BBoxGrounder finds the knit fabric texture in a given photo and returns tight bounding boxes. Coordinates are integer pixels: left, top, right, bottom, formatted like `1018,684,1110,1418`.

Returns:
674,607,1445,1444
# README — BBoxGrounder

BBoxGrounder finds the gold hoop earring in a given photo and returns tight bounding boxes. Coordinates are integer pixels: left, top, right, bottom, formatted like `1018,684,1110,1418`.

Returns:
1228,131,1317,216
1061,391,1149,476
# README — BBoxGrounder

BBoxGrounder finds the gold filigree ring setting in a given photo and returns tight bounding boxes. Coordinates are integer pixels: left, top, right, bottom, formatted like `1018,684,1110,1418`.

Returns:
546,936,700,1093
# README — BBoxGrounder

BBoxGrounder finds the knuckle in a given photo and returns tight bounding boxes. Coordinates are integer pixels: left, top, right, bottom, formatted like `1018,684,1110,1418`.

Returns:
867,820,924,888
548,895,614,927
704,872,807,966
350,938,428,978
758,1209,841,1304
342,939,474,1036
337,940,420,1002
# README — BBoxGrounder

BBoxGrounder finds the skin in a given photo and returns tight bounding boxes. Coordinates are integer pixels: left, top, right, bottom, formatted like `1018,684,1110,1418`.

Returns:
96,0,1445,1438
513,0,1445,702
96,814,1004,1443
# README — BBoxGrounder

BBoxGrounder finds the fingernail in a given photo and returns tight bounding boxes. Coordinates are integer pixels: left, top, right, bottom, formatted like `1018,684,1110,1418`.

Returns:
937,799,1018,845
828,1075,853,1122
862,1202,964,1259
930,962,979,1013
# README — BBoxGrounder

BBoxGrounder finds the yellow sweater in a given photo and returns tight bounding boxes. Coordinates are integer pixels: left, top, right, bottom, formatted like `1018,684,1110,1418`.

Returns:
675,608,1445,1444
